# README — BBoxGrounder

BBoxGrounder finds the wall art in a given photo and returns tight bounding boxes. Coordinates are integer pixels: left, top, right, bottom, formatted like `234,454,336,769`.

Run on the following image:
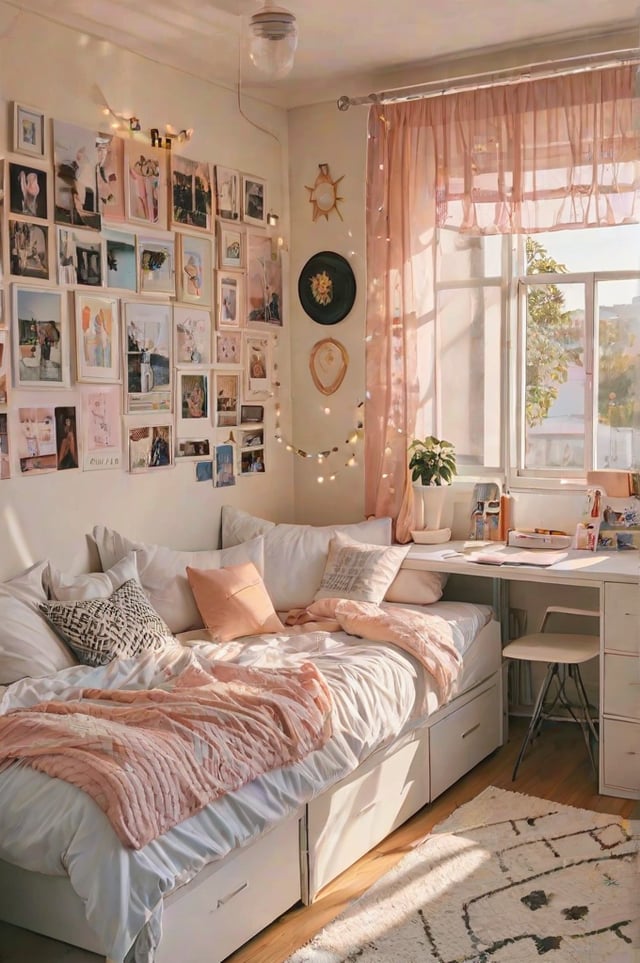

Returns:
177,232,212,304
138,232,175,296
241,173,266,227
218,223,243,270
174,305,211,365
74,292,120,383
171,155,212,231
128,422,173,472
9,220,49,280
96,131,125,222
244,333,271,399
176,368,210,435
8,160,48,220
240,446,265,474
0,332,8,406
215,165,240,221
55,405,79,470
214,330,241,367
309,337,349,395
124,300,172,412
12,286,70,388
53,119,101,230
80,384,122,471
176,438,211,460
15,405,58,474
246,231,282,326
103,228,137,291
214,371,239,428
217,271,243,329
124,142,167,228
215,442,236,486
305,163,345,221
13,103,45,158
0,412,9,480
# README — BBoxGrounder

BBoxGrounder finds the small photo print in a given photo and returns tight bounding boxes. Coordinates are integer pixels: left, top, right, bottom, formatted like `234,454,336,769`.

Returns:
55,406,79,471
13,103,45,158
53,119,101,230
171,156,212,231
125,143,167,227
9,162,48,220
218,224,243,269
178,233,212,304
124,301,172,412
57,227,103,287
16,406,58,475
96,131,125,221
178,370,210,424
215,166,240,221
240,428,263,448
245,333,271,399
215,443,236,486
80,385,122,471
217,272,243,328
174,306,211,365
176,438,210,460
240,447,265,474
9,220,49,279
138,233,175,296
13,287,68,387
0,333,8,405
0,412,9,480
215,330,241,366
215,372,239,427
195,460,213,482
242,174,266,227
104,229,137,291
128,423,173,472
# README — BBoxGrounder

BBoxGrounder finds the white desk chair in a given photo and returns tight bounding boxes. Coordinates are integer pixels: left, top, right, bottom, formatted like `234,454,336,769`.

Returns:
503,606,600,781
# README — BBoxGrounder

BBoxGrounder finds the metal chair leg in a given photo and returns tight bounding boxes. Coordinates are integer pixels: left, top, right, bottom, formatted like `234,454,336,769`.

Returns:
512,662,557,781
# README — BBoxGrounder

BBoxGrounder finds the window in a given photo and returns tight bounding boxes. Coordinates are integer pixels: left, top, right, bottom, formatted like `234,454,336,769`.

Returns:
435,224,640,484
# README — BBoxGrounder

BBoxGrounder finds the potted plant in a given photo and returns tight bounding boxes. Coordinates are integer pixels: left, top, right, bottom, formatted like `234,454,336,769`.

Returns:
408,436,457,530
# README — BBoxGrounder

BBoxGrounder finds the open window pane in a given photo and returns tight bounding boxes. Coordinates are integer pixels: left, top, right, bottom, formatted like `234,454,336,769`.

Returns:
596,278,640,469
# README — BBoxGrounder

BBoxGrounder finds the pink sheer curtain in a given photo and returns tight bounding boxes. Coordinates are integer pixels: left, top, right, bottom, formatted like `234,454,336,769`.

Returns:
365,65,640,541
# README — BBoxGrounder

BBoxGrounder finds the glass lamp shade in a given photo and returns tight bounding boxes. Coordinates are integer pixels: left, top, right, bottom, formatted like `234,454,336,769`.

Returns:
249,5,298,79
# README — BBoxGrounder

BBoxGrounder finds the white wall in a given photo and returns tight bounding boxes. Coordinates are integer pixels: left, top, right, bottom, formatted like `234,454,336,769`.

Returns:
0,5,296,579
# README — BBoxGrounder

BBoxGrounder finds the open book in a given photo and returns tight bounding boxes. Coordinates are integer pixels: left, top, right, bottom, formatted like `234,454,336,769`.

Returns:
470,550,569,567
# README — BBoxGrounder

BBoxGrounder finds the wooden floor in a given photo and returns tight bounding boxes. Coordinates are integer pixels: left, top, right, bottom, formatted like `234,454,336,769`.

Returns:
0,718,637,963
226,716,639,963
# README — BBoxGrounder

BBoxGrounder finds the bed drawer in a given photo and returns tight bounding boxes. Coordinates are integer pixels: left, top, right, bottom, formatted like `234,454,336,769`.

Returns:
602,719,640,796
429,681,501,800
307,731,430,900
158,816,301,963
604,583,640,655
603,654,640,721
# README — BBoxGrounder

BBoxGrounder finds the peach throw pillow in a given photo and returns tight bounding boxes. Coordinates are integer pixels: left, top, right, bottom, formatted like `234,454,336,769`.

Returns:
186,562,284,643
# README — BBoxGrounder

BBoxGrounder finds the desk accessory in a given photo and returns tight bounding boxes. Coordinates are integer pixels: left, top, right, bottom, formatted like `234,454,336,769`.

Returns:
411,527,451,544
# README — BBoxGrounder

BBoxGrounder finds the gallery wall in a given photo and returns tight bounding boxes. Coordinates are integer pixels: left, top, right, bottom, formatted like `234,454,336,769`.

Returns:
0,4,295,580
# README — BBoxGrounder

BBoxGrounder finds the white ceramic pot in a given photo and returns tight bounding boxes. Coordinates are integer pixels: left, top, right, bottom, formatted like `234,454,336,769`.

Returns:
413,482,448,530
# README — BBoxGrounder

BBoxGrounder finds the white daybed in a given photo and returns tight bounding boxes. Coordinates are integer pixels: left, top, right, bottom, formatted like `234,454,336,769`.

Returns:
0,511,502,962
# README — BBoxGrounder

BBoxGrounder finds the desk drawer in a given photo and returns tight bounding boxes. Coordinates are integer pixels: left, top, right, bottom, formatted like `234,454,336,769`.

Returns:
604,583,640,655
603,654,640,721
602,719,640,796
429,682,501,800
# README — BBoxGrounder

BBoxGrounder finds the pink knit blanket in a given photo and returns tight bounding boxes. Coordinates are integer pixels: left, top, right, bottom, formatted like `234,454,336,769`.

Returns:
285,598,462,705
0,656,332,849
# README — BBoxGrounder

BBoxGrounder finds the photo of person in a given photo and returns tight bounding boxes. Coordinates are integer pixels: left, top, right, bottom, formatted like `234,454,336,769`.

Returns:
53,119,101,230
9,163,48,220
150,425,171,467
240,447,265,474
55,406,78,470
57,228,77,284
128,423,173,472
125,143,167,227
180,372,208,419
16,406,58,474
9,220,49,279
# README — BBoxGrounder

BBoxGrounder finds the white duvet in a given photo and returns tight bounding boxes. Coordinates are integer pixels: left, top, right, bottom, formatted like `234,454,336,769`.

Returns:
0,602,491,962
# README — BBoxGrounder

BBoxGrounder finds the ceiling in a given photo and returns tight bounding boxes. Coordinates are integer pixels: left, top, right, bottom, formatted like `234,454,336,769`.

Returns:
4,0,639,108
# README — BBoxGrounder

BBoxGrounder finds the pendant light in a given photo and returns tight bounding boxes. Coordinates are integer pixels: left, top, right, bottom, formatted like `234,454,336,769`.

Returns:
248,2,298,79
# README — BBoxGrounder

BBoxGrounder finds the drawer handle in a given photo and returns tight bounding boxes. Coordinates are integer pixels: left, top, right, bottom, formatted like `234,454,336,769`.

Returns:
357,801,377,816
462,723,481,739
216,881,248,909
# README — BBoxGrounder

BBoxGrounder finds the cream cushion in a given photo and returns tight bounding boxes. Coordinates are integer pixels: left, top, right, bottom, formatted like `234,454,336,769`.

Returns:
46,553,140,601
220,507,392,611
92,526,265,634
384,568,447,604
314,532,410,603
186,562,285,643
0,561,78,684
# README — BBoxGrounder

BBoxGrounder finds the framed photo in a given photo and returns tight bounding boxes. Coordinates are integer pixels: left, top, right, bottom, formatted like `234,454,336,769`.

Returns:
218,223,243,269
176,368,211,435
96,131,126,222
138,232,175,296
123,300,172,412
74,230,104,287
240,403,264,424
171,156,213,231
176,437,211,460
215,330,242,367
9,220,50,280
216,271,244,329
53,120,101,230
215,166,240,221
12,286,70,388
240,427,263,448
177,233,212,304
0,412,9,480
215,442,236,487
55,405,80,471
241,174,266,227
15,405,58,474
240,447,265,474
8,161,48,220
214,372,240,427
124,142,168,228
13,104,45,158
80,384,123,471
244,333,271,399
128,422,173,472
104,228,137,291
174,305,211,365
246,232,282,326
0,332,8,406
195,460,213,482
75,293,120,383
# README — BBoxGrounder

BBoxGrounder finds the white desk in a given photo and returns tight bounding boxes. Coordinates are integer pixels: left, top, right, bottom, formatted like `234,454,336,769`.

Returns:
403,542,640,800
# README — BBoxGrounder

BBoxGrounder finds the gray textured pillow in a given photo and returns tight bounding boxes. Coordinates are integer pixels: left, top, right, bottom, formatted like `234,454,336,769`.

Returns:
40,578,176,667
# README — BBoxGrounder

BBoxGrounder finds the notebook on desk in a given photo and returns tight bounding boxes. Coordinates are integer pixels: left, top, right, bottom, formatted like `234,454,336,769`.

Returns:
471,550,569,567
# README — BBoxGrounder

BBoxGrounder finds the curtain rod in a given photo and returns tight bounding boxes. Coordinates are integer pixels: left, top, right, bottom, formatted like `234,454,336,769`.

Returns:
336,47,640,110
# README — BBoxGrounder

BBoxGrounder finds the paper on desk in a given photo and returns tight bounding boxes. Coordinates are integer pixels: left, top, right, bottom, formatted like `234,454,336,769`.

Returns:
471,550,569,567
424,548,465,560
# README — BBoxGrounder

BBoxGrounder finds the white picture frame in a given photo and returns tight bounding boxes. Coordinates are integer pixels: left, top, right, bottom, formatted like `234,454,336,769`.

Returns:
13,103,45,158
80,384,123,471
216,271,244,329
176,367,211,436
123,300,172,413
177,232,212,305
215,165,241,221
12,286,70,388
218,222,243,269
74,292,121,383
241,173,267,227
174,305,212,365
138,232,176,296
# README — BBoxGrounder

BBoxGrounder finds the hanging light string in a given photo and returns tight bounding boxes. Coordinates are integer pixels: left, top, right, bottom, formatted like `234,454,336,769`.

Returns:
274,399,364,482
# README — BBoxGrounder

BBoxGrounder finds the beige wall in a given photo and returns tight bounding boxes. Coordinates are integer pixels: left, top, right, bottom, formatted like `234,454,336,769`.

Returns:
0,5,295,579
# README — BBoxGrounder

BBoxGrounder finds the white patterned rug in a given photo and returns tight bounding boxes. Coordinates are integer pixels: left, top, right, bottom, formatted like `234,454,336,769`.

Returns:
288,787,639,962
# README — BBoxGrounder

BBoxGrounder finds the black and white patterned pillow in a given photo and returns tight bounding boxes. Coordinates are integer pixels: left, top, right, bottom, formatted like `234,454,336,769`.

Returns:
40,578,175,667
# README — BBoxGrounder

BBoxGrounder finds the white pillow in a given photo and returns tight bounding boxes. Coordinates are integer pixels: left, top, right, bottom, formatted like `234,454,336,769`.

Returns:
314,532,410,604
91,526,265,634
45,553,139,601
221,506,276,548
258,515,392,611
384,568,447,604
0,562,78,684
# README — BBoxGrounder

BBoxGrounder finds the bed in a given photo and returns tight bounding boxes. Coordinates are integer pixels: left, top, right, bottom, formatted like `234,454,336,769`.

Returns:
0,510,502,962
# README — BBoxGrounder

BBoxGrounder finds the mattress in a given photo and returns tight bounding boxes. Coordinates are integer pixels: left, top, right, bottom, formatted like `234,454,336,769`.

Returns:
0,601,495,962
